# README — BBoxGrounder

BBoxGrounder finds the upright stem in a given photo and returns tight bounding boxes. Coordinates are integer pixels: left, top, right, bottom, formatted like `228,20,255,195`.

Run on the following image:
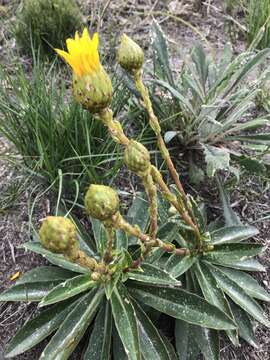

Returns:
98,108,158,239
142,171,158,239
133,70,197,223
151,165,201,245
103,225,115,263
98,108,130,146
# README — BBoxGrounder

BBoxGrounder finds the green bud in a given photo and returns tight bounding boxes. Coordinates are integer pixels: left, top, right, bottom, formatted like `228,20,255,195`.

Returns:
73,65,113,114
124,140,150,175
39,216,78,257
85,184,119,221
118,34,144,73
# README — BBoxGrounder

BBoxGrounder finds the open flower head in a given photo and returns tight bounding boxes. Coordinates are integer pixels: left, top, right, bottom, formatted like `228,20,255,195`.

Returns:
55,28,113,113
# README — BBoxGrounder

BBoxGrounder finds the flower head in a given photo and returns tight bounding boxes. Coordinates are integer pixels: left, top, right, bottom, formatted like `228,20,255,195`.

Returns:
118,34,144,74
55,28,100,77
55,28,113,113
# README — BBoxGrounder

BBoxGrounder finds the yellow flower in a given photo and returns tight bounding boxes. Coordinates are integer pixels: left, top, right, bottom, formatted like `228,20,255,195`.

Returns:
55,28,113,113
55,28,100,77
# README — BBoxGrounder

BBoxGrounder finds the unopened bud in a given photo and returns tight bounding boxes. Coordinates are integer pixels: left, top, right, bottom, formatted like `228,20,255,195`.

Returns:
118,34,144,73
39,216,78,258
124,140,150,176
85,184,119,221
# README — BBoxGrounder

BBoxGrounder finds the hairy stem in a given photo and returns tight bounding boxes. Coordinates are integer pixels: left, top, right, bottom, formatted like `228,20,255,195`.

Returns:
151,165,202,245
142,171,158,239
103,225,115,263
133,70,199,227
112,212,190,256
98,108,130,146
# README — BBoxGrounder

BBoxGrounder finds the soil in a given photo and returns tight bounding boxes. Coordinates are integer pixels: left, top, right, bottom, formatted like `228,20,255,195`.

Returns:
0,1,269,359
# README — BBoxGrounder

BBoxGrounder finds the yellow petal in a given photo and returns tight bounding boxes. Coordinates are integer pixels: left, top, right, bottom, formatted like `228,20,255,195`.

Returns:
92,33,99,50
10,271,21,281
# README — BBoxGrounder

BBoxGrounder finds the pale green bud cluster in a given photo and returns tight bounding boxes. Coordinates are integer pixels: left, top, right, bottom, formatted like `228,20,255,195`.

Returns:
39,216,78,258
124,140,151,176
84,184,119,221
117,34,144,73
73,66,113,113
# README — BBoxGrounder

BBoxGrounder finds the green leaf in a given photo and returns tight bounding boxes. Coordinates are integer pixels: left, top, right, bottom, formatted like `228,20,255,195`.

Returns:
116,229,128,250
204,243,266,263
193,326,219,360
72,214,97,255
160,332,178,360
0,282,58,302
218,267,270,302
188,161,205,185
224,48,270,96
203,144,230,177
111,283,141,360
24,242,88,274
230,302,258,348
206,263,270,327
90,218,107,255
128,263,181,287
193,261,238,345
40,288,104,359
216,176,242,226
175,320,200,360
132,299,171,360
157,221,180,243
154,79,195,116
152,20,174,86
193,262,231,315
210,225,259,245
192,44,209,89
84,302,112,360
5,298,80,358
105,271,121,300
233,155,266,174
16,266,76,285
228,133,270,145
39,275,97,307
214,259,266,272
232,118,269,132
128,282,236,330
165,255,197,278
113,326,128,360
127,192,149,245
